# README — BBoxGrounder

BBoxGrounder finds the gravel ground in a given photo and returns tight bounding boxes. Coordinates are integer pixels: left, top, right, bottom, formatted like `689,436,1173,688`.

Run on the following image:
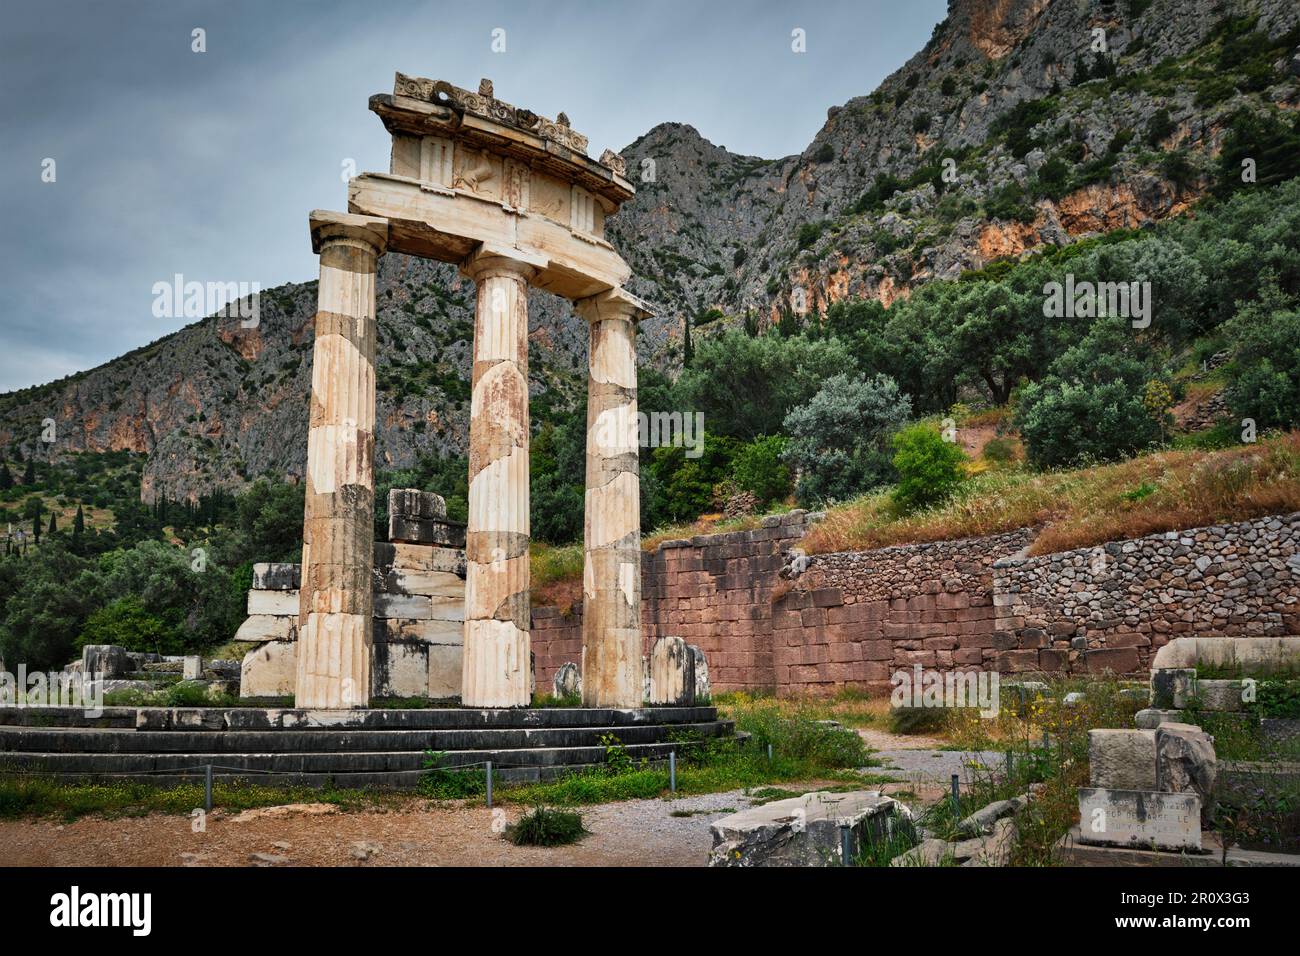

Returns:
871,749,1006,787
0,789,764,868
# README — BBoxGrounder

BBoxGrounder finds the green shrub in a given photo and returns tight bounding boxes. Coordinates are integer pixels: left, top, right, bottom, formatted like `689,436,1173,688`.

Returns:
1015,320,1164,468
1223,287,1300,430
78,597,182,656
890,424,967,514
730,436,791,506
505,806,589,846
784,374,911,506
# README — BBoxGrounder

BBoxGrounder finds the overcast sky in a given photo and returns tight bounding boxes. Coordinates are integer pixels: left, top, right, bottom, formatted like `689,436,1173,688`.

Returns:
0,0,947,394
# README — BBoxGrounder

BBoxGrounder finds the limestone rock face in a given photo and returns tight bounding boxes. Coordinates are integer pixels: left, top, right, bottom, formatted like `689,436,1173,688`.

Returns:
1088,729,1157,791
11,2,1297,495
710,791,906,867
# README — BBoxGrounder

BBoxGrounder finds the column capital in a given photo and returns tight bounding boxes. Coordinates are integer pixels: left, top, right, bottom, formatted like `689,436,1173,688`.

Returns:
309,209,389,255
576,286,654,324
460,242,547,284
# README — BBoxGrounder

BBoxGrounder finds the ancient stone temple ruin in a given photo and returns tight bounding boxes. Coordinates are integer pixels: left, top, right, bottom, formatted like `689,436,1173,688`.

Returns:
297,75,649,709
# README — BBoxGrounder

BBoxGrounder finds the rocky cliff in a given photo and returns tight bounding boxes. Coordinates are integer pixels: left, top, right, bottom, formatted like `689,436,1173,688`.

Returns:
3,0,1297,499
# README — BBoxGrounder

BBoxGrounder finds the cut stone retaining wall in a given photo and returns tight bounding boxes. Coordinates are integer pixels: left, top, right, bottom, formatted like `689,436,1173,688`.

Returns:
530,512,1300,697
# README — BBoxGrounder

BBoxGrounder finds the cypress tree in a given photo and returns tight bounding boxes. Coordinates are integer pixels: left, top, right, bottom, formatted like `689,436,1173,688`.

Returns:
0,462,12,490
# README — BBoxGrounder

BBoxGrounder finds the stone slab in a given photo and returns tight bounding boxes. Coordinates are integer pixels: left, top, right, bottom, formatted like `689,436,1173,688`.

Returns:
1076,788,1203,852
381,617,462,645
252,562,301,591
1088,729,1157,790
709,790,904,867
240,642,297,699
234,614,297,643
248,589,301,617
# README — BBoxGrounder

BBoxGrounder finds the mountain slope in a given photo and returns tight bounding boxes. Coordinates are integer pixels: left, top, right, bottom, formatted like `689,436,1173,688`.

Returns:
2,0,1298,499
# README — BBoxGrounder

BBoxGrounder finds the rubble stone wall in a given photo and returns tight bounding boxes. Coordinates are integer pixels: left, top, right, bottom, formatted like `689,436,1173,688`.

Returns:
531,512,1300,698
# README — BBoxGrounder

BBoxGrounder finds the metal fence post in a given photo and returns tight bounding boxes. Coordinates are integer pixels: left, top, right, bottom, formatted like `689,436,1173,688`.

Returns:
485,761,493,809
840,823,853,866
204,764,213,813
669,751,676,793
950,773,960,819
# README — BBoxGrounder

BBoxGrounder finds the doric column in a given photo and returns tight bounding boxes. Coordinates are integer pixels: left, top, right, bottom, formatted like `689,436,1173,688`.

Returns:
296,211,388,709
577,288,650,707
460,245,546,707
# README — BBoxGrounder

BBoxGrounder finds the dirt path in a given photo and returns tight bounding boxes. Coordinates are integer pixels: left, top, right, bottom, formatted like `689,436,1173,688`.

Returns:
0,790,757,868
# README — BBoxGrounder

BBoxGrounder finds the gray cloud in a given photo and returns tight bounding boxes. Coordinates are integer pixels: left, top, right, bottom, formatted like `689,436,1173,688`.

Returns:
0,0,946,393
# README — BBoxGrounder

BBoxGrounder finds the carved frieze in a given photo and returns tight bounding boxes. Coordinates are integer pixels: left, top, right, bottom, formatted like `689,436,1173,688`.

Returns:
394,72,590,155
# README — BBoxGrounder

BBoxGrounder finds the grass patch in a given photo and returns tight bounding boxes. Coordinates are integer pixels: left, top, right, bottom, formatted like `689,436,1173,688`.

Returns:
504,805,589,846
803,431,1300,557
0,774,378,822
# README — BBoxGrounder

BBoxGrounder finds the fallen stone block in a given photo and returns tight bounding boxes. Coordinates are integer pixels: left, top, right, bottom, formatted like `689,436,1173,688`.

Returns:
240,641,297,698
1088,729,1157,790
252,562,300,591
247,589,300,617
1076,787,1202,852
553,662,581,699
1134,708,1184,730
183,656,203,680
687,644,711,702
1196,679,1245,712
710,791,904,867
1155,722,1216,822
958,818,1018,867
956,793,1031,838
648,636,695,706
1151,668,1196,709
81,645,131,680
233,614,296,643
890,837,954,867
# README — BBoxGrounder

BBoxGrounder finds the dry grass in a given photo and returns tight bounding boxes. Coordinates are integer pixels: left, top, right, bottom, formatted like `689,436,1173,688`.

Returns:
802,430,1300,558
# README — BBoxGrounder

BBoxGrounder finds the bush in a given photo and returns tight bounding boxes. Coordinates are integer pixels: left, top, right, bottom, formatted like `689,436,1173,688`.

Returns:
783,373,911,506
505,806,589,846
78,597,182,656
1223,286,1300,430
890,424,967,514
730,436,791,507
1015,320,1164,468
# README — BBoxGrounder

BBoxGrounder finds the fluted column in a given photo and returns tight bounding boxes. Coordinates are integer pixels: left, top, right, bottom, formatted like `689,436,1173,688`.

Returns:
460,246,544,707
577,289,649,707
296,211,388,709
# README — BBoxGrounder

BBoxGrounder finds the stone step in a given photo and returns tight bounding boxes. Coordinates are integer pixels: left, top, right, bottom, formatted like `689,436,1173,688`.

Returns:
0,707,140,729
0,738,711,780
0,705,720,732
133,705,722,732
0,720,734,754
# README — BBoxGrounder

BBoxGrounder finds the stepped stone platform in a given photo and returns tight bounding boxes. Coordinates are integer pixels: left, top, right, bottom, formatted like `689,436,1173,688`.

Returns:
0,705,735,789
